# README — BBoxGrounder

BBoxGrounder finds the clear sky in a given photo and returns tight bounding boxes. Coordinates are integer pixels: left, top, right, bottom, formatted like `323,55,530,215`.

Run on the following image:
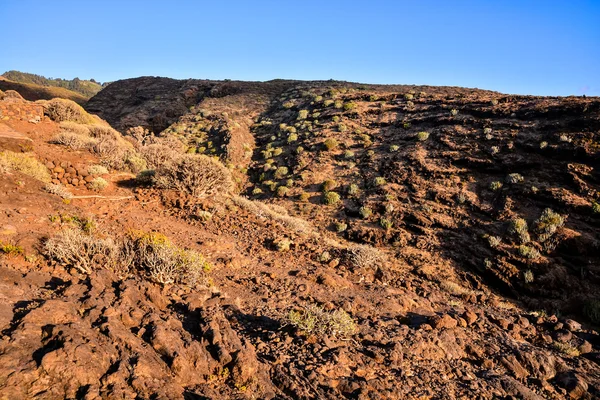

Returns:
1,0,598,96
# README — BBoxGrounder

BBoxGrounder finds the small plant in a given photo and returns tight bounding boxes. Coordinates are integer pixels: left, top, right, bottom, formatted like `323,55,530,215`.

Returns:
347,244,385,270
298,192,310,202
505,173,524,184
338,123,347,132
274,166,289,179
559,134,572,143
540,141,548,149
552,342,580,357
88,165,109,175
322,179,337,191
43,183,73,199
359,206,372,219
287,133,298,143
490,146,500,155
450,109,459,116
389,144,399,152
523,269,534,283
416,131,430,141
335,222,348,232
344,150,355,159
252,187,263,195
334,100,343,109
276,239,292,252
322,191,341,205
276,186,289,197
487,236,501,248
347,183,359,196
343,102,357,111
288,304,356,338
323,138,338,151
0,151,51,182
518,245,541,260
297,109,309,120
404,93,414,100
489,181,503,191
483,127,493,135
592,201,600,214
0,243,24,256
319,251,331,262
534,208,564,242
508,218,530,244
379,217,393,230
374,177,387,187
89,177,108,192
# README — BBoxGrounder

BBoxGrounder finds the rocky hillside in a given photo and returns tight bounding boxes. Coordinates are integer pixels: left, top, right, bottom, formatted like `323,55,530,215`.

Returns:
2,71,103,98
0,79,599,399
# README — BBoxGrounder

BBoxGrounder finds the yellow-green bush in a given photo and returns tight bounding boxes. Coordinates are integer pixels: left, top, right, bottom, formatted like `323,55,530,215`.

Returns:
0,151,51,182
44,98,95,124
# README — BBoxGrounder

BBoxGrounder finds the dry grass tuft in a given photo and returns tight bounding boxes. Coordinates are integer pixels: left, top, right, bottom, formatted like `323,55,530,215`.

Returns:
0,151,51,182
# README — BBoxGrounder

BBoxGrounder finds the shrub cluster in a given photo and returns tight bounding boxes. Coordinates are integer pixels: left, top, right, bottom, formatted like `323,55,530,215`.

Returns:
44,229,210,286
0,151,51,182
288,304,356,338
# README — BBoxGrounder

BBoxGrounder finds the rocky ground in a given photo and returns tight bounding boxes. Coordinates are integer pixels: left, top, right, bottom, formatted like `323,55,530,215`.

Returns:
0,80,599,399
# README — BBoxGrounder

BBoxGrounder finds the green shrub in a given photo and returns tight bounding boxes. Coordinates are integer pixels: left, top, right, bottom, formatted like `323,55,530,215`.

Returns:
334,100,343,109
374,177,387,186
274,166,289,179
416,131,430,141
506,173,524,184
489,181,503,191
322,179,337,192
518,245,540,259
450,109,459,116
380,217,393,230
276,239,292,252
359,206,372,219
390,144,399,152
347,183,359,196
44,98,94,123
534,208,564,242
0,151,51,182
508,218,530,244
89,177,108,192
0,243,24,256
287,133,298,143
297,109,309,120
288,304,356,338
299,192,310,202
343,102,357,111
323,138,338,151
523,269,534,283
344,150,355,159
487,236,501,248
592,201,600,214
276,186,289,197
322,191,341,205
335,222,348,232
88,165,109,175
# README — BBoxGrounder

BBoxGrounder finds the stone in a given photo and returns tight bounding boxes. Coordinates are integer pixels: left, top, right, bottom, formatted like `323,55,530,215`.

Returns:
553,329,572,343
463,310,478,325
564,319,582,332
430,314,457,329
555,371,588,399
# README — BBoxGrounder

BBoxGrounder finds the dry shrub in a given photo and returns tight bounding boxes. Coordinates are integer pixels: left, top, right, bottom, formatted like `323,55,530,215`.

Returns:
232,196,312,234
288,304,356,338
0,89,5,100
0,151,51,182
88,124,121,140
126,126,155,147
59,121,91,136
43,183,73,199
153,154,234,197
44,98,94,123
44,228,210,286
52,131,96,150
44,229,119,274
140,143,180,169
347,244,386,270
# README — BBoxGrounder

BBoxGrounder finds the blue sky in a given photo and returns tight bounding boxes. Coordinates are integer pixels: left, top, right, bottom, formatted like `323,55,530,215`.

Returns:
1,0,598,95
